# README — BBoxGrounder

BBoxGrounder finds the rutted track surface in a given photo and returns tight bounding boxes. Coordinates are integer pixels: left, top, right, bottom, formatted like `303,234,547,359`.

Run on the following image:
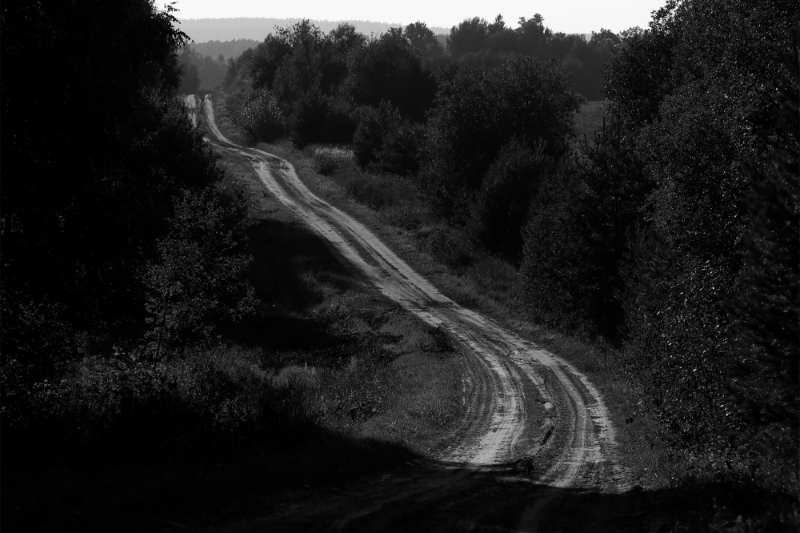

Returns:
196,95,632,530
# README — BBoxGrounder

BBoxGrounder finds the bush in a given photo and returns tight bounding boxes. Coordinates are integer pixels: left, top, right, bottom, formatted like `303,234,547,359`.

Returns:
344,174,398,210
233,87,286,142
144,187,256,357
1,347,309,465
417,225,474,271
470,138,553,262
312,147,353,175
290,91,357,147
423,56,580,219
353,102,421,176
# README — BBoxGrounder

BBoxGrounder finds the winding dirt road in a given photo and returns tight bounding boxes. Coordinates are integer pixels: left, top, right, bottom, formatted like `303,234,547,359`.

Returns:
193,95,635,531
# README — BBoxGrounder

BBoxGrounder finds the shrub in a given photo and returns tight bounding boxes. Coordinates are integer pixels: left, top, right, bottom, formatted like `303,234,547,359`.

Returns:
423,57,580,219
417,225,474,271
312,147,353,175
470,138,553,262
353,102,421,176
233,87,286,142
144,188,256,357
1,347,307,466
344,174,397,210
290,91,357,147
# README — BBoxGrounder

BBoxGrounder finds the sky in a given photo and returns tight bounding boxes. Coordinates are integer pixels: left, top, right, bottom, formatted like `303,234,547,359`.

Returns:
158,0,667,34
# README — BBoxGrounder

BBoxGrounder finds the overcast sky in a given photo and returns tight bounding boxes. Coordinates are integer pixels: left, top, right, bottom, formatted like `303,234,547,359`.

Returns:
159,0,667,34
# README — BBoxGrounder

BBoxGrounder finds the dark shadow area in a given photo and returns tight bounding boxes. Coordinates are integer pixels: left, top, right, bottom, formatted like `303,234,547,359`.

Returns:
243,463,796,533
2,210,418,533
218,216,377,367
3,423,419,533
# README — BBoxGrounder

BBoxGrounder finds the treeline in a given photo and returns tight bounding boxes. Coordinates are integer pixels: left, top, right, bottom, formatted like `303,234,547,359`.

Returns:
227,1,799,522
445,15,616,99
189,16,613,98
178,46,228,92
178,17,448,43
1,0,263,471
190,39,260,61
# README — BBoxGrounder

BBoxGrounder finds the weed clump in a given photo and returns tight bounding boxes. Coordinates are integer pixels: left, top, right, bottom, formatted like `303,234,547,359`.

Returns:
311,147,353,176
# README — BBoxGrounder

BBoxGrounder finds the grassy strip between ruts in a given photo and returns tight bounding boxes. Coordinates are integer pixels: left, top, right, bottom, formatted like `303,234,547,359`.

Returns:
209,91,677,493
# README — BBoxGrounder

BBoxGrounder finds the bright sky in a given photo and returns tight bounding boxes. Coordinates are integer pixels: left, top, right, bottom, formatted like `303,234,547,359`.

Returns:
159,0,666,33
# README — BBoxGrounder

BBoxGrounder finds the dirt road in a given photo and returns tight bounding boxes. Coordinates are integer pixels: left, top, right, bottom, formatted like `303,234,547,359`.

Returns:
199,95,635,531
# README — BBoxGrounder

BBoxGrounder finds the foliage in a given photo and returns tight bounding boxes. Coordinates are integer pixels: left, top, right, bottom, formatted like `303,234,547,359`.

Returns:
352,102,422,176
178,46,228,91
289,91,358,147
512,1,800,516
343,29,437,122
470,138,552,262
521,117,648,340
446,14,619,100
422,56,580,220
0,0,226,378
144,188,256,357
178,49,201,93
312,147,354,176
728,58,799,467
1,348,304,466
233,86,286,142
404,21,444,62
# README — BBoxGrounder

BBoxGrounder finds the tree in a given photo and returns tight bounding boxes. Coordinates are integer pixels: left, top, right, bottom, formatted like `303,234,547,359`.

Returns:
729,51,799,460
404,21,444,61
447,17,489,59
470,139,551,261
0,0,221,376
353,102,421,175
423,57,580,219
520,120,647,340
179,62,201,93
145,188,256,357
344,30,437,122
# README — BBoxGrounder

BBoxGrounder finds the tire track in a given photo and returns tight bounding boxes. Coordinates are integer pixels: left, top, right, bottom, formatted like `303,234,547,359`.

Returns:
201,95,627,491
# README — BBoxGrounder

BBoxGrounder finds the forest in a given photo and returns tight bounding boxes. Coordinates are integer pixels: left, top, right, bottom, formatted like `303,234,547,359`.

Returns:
1,0,797,531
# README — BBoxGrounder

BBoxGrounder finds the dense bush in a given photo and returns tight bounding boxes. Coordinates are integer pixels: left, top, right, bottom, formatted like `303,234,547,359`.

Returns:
520,119,647,340
312,147,354,176
343,29,437,122
516,1,799,514
353,102,421,176
447,15,619,99
417,225,474,271
144,187,256,357
233,87,286,141
470,138,553,262
289,91,358,147
1,1,224,379
1,348,307,465
423,56,580,220
1,0,260,477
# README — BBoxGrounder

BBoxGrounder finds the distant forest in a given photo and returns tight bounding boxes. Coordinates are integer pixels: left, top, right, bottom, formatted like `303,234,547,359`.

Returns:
178,17,450,43
190,39,260,61
181,15,613,100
